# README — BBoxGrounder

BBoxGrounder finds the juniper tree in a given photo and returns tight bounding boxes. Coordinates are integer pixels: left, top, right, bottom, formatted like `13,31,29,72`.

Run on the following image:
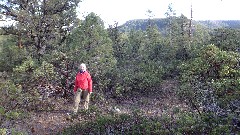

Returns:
0,0,81,61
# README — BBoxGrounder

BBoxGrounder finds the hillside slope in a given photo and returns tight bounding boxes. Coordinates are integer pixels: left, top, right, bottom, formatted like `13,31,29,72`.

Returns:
119,18,240,32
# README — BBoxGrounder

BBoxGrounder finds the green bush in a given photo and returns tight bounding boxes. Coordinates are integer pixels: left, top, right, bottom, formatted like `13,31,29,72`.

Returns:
60,111,230,135
179,44,240,108
210,28,240,52
5,111,21,120
178,44,240,134
0,36,27,72
0,80,23,111
0,80,26,125
0,128,7,135
108,60,164,99
13,58,37,84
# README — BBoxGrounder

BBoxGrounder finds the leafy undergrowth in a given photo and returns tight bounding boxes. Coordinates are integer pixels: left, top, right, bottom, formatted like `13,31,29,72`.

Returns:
60,112,203,135
1,79,190,135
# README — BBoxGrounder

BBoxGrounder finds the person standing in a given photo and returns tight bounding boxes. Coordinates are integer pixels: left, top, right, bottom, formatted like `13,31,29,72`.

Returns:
73,63,92,113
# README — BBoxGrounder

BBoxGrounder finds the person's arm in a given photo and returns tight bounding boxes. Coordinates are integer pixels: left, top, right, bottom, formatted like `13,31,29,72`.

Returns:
73,75,78,92
87,73,93,94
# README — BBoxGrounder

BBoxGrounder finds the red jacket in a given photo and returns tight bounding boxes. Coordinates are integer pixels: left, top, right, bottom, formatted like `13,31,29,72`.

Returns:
74,71,92,93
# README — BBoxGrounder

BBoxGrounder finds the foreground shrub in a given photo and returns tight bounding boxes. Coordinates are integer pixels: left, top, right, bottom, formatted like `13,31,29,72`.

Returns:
59,111,239,135
178,44,240,133
0,80,25,126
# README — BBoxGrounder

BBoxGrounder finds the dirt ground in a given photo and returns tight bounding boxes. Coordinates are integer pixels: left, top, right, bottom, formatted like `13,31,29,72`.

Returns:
1,79,189,135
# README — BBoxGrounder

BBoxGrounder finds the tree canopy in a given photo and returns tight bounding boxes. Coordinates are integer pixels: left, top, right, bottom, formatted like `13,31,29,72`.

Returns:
0,0,80,60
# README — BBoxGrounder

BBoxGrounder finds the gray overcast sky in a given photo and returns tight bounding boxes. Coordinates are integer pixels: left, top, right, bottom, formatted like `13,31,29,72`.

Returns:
77,0,240,26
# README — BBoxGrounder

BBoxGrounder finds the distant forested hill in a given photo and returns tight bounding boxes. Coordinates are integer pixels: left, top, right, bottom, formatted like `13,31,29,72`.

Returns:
197,20,240,29
118,18,168,32
119,19,240,32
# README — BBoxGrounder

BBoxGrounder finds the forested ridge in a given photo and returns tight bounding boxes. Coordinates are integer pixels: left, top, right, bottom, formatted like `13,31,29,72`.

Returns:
0,1,240,134
119,19,240,32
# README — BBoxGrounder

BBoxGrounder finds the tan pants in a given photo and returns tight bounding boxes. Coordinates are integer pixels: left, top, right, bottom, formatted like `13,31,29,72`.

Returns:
73,89,90,113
